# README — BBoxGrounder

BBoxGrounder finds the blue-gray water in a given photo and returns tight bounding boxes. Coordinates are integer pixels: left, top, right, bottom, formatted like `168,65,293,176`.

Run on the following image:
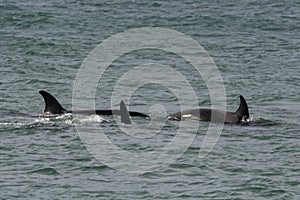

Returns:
0,0,299,199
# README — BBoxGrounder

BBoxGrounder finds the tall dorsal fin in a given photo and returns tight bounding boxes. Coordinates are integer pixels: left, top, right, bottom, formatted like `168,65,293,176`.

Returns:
235,95,249,120
39,90,66,114
120,100,132,124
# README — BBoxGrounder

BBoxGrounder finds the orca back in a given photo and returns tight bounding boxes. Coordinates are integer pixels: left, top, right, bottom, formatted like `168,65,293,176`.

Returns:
39,90,66,114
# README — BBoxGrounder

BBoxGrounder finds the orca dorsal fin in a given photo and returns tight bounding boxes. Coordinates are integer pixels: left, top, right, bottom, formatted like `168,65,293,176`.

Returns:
120,100,132,124
39,90,66,114
235,95,249,120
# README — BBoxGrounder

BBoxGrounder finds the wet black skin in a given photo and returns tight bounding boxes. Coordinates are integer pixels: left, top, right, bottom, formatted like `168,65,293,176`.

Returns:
167,95,249,124
39,90,149,120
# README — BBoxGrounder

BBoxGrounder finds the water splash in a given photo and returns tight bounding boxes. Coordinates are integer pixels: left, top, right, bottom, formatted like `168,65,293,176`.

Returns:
0,113,107,128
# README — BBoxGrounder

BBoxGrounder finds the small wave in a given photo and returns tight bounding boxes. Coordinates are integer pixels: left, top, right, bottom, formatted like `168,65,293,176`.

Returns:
29,114,73,126
0,113,107,129
33,117,50,123
27,167,60,175
73,115,108,124
33,114,107,125
0,122,27,127
248,118,279,126
72,165,109,172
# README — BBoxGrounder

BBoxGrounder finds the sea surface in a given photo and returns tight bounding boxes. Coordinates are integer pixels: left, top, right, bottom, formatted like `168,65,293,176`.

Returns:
0,0,299,199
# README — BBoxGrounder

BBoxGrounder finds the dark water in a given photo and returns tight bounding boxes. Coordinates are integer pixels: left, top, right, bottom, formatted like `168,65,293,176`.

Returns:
0,0,299,199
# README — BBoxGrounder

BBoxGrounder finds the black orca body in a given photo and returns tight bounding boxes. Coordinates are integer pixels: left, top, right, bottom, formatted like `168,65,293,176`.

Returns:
39,90,148,124
167,95,249,124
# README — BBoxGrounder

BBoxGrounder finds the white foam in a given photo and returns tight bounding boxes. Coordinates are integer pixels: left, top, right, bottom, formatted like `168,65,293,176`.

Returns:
55,113,72,119
33,117,50,123
0,113,108,128
182,114,193,118
0,122,26,126
77,115,107,123
71,114,111,125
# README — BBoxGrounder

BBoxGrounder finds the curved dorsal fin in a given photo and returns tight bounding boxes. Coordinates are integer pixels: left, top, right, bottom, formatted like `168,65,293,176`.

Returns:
39,90,66,114
235,95,249,120
120,100,132,124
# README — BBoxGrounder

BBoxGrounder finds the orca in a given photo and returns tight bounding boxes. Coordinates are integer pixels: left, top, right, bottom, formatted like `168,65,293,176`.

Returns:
167,95,249,124
39,90,148,124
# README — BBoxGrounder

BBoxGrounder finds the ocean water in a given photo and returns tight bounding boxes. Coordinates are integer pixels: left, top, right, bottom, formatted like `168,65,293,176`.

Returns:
0,0,299,199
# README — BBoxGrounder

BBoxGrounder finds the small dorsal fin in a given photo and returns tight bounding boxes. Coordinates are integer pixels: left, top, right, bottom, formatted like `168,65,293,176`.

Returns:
235,95,249,120
39,90,66,114
120,100,132,124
